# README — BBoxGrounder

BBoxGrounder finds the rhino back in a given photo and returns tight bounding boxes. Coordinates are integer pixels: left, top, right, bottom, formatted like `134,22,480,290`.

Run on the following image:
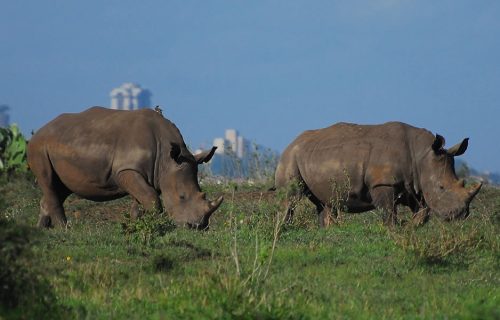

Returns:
29,107,183,198
292,122,423,204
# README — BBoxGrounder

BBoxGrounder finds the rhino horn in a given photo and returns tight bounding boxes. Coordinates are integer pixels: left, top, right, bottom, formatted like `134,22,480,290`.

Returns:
467,182,482,200
206,195,224,218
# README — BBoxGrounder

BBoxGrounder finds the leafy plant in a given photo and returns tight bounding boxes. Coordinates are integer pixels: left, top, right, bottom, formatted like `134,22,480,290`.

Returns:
0,124,28,174
121,210,176,246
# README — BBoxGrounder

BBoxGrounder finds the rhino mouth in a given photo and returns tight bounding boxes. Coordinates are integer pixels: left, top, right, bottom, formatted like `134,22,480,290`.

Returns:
428,182,482,222
185,195,224,231
436,206,470,221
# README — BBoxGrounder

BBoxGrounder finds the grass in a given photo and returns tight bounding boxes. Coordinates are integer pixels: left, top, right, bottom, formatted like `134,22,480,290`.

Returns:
0,174,499,319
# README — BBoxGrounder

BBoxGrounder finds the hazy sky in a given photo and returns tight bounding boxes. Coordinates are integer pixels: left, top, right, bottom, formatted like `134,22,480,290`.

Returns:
1,1,499,172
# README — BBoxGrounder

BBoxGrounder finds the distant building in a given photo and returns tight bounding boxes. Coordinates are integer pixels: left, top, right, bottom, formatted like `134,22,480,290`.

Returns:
200,129,279,179
110,83,152,110
213,129,250,159
0,105,9,127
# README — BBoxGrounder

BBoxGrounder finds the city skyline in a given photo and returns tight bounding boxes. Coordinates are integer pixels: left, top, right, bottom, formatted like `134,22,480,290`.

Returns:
200,128,279,178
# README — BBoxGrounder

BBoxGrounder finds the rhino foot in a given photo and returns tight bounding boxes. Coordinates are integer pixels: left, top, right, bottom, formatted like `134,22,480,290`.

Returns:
37,215,53,228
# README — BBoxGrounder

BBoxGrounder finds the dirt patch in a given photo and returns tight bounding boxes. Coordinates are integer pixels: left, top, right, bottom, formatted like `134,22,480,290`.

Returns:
65,190,279,223
65,196,131,223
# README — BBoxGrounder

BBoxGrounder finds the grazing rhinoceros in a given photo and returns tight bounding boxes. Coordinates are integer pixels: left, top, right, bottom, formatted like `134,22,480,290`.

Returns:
27,107,223,229
275,121,482,227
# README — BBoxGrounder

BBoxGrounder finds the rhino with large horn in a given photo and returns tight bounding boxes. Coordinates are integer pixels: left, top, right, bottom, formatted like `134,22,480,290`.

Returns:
275,121,482,226
28,107,223,230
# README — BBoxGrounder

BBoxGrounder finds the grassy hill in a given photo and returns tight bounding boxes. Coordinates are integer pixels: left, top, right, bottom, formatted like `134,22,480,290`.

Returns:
1,174,499,319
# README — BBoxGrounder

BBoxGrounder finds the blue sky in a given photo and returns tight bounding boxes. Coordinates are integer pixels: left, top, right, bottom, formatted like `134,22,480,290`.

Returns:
1,0,499,172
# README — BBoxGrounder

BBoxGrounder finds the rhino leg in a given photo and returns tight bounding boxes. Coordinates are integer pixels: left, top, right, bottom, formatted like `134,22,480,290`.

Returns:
281,181,306,224
318,206,333,228
38,190,69,228
284,193,302,223
130,200,142,219
305,192,334,228
284,203,295,223
371,186,398,226
30,155,70,228
117,170,162,216
412,207,430,226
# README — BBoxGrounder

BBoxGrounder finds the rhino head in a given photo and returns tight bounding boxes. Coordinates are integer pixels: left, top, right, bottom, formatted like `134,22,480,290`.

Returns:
417,134,482,221
159,143,223,229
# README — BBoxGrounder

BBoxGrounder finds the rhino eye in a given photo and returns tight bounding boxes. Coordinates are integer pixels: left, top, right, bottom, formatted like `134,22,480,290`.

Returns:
180,194,186,200
439,185,445,190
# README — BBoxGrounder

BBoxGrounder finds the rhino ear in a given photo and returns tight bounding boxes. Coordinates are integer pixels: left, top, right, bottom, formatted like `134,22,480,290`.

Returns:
448,138,469,157
170,143,182,162
194,147,217,164
432,134,446,153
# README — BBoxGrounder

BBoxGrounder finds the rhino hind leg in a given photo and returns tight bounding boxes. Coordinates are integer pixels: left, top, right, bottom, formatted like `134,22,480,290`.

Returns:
117,170,162,216
31,158,70,228
38,191,69,228
370,186,399,226
305,192,335,228
318,206,334,228
282,178,314,224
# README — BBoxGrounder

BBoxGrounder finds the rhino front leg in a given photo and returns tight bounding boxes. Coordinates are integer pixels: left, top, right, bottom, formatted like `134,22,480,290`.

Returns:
130,200,141,219
117,170,162,217
412,207,430,226
371,186,398,226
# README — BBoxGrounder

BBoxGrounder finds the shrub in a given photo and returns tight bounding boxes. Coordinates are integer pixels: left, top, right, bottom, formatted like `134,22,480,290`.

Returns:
0,124,29,174
121,211,176,246
0,217,67,319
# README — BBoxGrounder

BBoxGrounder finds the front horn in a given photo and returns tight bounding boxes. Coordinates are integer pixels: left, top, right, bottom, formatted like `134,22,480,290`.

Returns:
467,182,482,200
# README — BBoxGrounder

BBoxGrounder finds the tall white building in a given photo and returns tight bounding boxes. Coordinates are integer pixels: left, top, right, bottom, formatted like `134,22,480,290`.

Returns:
213,138,226,154
213,129,249,159
110,83,152,110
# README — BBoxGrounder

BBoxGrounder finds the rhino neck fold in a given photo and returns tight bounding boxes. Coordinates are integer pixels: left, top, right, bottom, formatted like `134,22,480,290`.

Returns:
409,130,438,202
408,135,426,202
152,140,161,191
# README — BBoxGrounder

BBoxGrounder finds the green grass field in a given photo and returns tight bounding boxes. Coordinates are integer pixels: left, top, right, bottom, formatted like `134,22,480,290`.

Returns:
1,174,499,319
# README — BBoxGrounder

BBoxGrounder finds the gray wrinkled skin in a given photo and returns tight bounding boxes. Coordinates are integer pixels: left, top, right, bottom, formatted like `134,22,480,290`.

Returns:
275,122,482,227
28,107,223,229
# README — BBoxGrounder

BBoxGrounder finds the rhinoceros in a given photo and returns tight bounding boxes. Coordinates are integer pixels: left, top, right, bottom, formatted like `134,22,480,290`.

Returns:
27,107,223,229
275,121,482,226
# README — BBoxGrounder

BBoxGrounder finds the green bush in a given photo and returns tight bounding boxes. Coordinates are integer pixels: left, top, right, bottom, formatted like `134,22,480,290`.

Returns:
121,211,176,246
0,217,68,319
0,124,28,174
